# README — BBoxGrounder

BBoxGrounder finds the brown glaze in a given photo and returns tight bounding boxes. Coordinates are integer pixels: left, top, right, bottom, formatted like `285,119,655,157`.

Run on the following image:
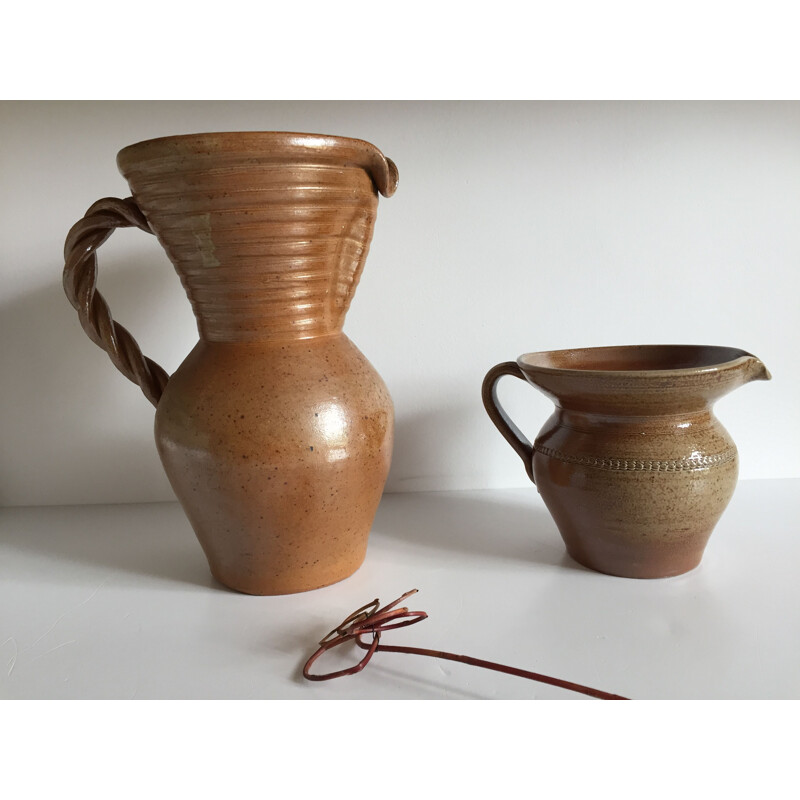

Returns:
483,345,771,579
63,132,397,595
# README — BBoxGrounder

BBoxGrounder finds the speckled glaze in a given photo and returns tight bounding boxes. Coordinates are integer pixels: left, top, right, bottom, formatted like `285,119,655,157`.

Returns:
71,132,397,595
482,346,771,578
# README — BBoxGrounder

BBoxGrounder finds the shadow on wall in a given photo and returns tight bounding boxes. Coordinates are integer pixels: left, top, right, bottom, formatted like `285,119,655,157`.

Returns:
0,502,215,590
373,484,584,572
1,251,532,505
0,254,195,507
387,405,497,493
0,254,496,505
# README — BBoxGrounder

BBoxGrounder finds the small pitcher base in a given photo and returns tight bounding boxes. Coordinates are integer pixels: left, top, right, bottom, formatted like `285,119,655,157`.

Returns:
565,543,704,580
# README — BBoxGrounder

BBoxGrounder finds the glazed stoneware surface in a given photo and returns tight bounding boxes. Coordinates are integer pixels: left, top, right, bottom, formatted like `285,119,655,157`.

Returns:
482,345,770,579
63,132,397,595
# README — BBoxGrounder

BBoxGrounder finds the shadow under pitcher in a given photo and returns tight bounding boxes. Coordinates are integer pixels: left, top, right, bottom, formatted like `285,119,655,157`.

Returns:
482,345,770,578
63,132,398,595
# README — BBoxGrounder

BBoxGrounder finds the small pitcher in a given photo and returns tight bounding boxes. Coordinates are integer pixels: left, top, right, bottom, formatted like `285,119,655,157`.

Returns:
482,345,770,578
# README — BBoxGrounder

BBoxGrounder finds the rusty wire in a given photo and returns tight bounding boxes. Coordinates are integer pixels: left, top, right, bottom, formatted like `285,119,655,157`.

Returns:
303,589,629,700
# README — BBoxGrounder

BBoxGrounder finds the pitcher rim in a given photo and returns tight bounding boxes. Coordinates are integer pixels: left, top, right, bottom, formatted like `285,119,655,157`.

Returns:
517,344,761,378
117,131,398,197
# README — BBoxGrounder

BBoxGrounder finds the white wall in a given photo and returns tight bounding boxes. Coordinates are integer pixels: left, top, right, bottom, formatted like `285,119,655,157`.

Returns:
2,101,798,506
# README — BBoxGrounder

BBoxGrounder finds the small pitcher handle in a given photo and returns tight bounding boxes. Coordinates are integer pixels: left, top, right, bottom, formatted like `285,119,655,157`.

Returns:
63,197,169,407
481,361,535,484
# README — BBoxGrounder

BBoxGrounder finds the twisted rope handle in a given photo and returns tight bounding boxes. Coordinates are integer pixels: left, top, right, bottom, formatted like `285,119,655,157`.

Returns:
63,197,169,407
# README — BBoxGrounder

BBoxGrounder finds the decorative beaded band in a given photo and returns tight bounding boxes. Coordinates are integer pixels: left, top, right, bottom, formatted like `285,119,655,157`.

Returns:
534,443,737,472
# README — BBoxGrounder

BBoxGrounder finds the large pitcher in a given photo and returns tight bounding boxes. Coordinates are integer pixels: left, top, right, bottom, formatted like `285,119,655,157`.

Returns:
483,345,770,578
63,132,398,595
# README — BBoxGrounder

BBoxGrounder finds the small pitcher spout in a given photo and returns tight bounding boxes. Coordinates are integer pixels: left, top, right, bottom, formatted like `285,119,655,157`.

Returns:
745,356,772,383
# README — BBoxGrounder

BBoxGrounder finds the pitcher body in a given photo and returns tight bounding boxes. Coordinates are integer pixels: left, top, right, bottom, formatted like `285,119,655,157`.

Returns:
532,406,738,578
63,132,398,594
483,345,770,578
156,334,392,594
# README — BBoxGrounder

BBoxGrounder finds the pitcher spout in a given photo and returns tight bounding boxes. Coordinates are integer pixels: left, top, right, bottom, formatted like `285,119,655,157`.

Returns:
744,356,772,383
717,352,771,403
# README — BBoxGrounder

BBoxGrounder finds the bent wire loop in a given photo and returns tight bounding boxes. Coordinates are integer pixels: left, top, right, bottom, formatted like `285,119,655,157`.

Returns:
303,590,629,700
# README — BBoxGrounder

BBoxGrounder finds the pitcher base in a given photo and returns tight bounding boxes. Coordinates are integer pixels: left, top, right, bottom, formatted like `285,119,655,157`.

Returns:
208,552,367,596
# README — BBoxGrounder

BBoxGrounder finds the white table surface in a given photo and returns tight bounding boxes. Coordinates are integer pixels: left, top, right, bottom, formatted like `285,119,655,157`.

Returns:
2,479,798,700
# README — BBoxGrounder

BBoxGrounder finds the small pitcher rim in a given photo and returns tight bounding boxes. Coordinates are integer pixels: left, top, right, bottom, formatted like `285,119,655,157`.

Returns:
517,344,764,378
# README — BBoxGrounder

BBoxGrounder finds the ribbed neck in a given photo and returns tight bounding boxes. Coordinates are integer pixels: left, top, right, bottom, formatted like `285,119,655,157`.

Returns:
118,133,394,342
